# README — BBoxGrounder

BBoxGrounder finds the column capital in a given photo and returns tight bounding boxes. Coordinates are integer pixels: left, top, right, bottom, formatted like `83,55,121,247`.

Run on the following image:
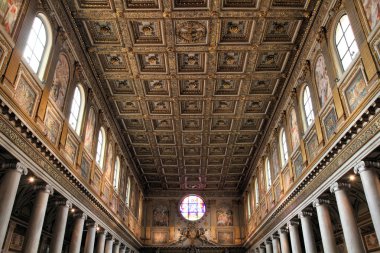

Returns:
1,161,28,175
55,199,72,208
272,234,280,240
86,221,98,228
288,220,299,227
74,213,87,220
265,239,272,245
279,227,288,234
330,182,350,193
120,244,126,249
298,211,313,219
34,184,54,195
312,198,330,208
354,161,380,174
98,229,108,235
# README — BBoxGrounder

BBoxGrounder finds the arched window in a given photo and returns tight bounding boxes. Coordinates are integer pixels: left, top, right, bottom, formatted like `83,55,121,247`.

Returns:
126,177,131,206
280,129,289,166
265,158,272,190
247,192,252,218
113,156,120,190
69,86,85,134
95,128,106,168
303,85,315,128
254,177,259,208
23,15,52,79
335,14,358,71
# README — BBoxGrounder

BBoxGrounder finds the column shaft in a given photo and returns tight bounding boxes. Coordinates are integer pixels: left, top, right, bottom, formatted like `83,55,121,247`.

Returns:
259,247,265,253
95,232,106,253
0,163,27,248
289,222,302,253
69,214,87,253
84,223,97,253
299,214,317,253
331,183,366,253
355,163,380,241
105,239,114,253
272,237,280,253
113,242,120,253
314,200,338,253
279,230,291,253
23,185,53,253
50,201,71,253
265,241,273,253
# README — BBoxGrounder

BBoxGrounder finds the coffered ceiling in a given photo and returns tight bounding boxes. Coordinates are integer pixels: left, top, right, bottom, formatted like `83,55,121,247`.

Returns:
65,0,317,197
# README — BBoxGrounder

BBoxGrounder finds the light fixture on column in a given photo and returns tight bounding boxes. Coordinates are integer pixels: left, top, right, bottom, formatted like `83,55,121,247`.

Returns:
71,208,76,213
96,226,100,231
349,174,356,181
28,176,35,183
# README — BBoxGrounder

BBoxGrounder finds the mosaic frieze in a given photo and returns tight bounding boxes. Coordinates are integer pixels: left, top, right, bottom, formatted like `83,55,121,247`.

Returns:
177,53,206,73
143,80,170,96
86,20,120,44
217,52,247,72
137,53,167,73
220,20,253,43
129,20,164,45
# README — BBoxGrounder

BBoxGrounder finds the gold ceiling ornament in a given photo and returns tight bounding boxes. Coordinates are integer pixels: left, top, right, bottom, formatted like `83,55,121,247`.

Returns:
176,21,207,44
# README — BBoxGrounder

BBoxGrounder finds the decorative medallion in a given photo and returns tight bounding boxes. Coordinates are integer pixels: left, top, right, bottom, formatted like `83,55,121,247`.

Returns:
175,20,208,45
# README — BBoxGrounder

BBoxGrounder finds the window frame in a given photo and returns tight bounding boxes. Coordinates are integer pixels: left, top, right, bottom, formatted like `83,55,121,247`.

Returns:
113,156,120,190
302,85,315,130
95,127,106,168
265,157,272,191
22,13,52,81
126,176,131,206
254,177,259,208
280,128,289,167
247,191,252,219
68,85,85,135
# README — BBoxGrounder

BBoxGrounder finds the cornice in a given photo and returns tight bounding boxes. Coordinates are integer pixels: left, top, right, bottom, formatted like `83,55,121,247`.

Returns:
0,95,142,250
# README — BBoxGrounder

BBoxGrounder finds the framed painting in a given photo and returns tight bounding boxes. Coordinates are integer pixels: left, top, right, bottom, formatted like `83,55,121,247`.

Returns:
0,32,11,76
342,66,368,113
217,231,234,245
152,231,168,244
216,206,233,226
274,180,281,202
305,130,319,162
91,168,102,193
358,0,380,34
44,105,63,146
14,66,41,117
364,233,380,251
153,205,169,227
63,132,78,164
80,153,91,181
282,167,292,192
0,0,24,36
322,104,338,141
292,151,304,179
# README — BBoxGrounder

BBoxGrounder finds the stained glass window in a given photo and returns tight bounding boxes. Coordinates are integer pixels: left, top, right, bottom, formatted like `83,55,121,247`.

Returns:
180,195,206,221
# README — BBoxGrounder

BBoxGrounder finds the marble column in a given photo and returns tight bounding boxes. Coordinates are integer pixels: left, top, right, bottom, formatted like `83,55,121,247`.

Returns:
120,245,126,253
23,184,54,253
313,199,338,253
279,228,291,253
95,230,107,253
50,200,72,253
105,238,114,253
69,213,87,253
259,246,266,253
272,235,280,253
331,182,366,253
0,162,27,249
84,222,97,253
113,241,120,253
354,161,380,241
265,239,273,253
299,212,317,253
288,221,302,253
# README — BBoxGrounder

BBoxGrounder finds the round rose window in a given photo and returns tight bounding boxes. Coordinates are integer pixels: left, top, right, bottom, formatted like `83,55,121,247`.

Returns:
179,195,206,221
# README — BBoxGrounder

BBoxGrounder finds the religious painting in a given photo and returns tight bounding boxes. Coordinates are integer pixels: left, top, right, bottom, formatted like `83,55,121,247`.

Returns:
218,231,234,245
152,232,168,244
44,107,62,146
314,54,332,107
344,68,368,113
0,0,23,35
64,133,78,164
216,207,233,226
153,205,169,226
364,232,380,251
14,70,39,117
91,170,101,193
289,108,300,150
283,168,291,191
306,132,319,161
361,0,380,30
0,33,11,76
102,182,111,203
9,232,24,251
322,106,338,140
84,107,96,152
104,142,113,180
274,181,281,202
272,144,280,177
80,154,91,180
293,152,303,178
49,54,70,111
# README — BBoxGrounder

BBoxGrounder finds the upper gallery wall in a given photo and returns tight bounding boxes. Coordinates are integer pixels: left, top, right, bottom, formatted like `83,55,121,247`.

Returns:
64,0,320,197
